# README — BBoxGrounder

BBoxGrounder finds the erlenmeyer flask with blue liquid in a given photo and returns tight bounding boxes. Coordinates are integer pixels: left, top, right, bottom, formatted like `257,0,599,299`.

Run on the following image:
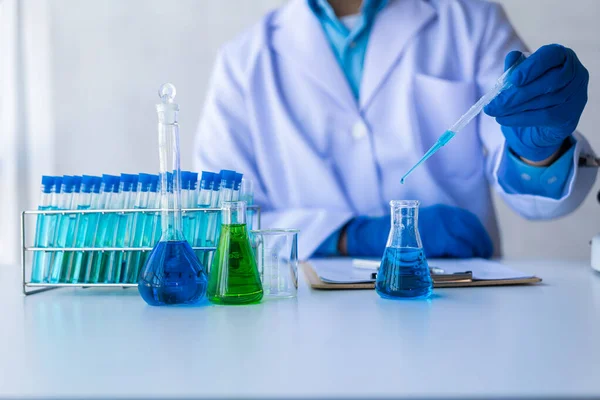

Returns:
376,200,433,299
137,83,208,306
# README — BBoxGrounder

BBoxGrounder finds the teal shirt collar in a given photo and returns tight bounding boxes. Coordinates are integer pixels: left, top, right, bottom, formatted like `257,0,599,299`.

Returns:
308,0,388,36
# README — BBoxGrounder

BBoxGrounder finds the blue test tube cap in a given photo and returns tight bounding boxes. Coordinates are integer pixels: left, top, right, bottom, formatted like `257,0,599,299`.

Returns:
73,176,83,193
138,173,152,192
53,176,64,193
189,172,199,190
200,171,213,190
233,172,243,190
120,173,136,182
131,174,139,190
111,176,121,193
138,173,152,183
41,176,54,193
62,175,76,193
180,171,191,190
211,172,220,191
149,175,159,192
102,174,114,183
219,169,236,189
120,173,137,192
81,175,95,193
92,176,102,193
102,174,119,193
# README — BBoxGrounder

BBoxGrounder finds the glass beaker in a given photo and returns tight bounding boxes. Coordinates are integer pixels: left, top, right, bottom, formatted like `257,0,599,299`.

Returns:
250,229,299,298
208,201,263,305
137,83,208,306
375,200,433,299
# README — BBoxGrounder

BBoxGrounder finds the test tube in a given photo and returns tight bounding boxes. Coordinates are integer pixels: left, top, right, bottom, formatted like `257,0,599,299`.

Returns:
87,175,120,283
104,173,136,283
75,176,103,283
31,176,56,283
240,178,254,205
68,175,98,283
187,171,199,246
232,172,243,201
241,178,255,230
189,172,199,210
218,170,236,206
193,171,214,261
123,173,153,283
47,176,77,283
138,174,160,272
180,171,192,242
60,176,83,281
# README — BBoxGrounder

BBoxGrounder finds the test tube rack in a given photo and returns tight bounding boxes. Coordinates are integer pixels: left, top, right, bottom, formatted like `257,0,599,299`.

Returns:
20,206,261,295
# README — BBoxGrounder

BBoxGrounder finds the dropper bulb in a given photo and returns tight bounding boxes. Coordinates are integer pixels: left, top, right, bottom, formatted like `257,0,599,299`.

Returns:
159,83,176,103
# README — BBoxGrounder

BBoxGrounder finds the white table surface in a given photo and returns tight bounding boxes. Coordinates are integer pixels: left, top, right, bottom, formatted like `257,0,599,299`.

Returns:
1,259,600,399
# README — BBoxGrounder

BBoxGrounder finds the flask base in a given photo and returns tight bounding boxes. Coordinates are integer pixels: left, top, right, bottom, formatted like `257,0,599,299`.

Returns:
375,247,433,300
138,240,208,306
208,290,263,305
375,287,433,299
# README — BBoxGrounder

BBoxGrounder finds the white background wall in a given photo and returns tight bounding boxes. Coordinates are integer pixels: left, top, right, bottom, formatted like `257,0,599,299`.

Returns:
5,0,600,263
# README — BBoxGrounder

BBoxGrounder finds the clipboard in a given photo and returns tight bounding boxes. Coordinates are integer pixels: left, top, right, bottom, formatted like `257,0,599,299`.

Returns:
302,262,542,289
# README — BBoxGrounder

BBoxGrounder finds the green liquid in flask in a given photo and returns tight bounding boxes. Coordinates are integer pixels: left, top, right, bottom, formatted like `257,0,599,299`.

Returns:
208,221,263,305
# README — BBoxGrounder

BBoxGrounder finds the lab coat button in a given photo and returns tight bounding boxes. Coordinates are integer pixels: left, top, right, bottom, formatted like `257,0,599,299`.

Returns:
352,121,368,140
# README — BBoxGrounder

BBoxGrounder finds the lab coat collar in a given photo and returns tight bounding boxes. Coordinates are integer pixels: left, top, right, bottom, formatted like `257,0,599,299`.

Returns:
360,0,437,109
271,0,358,112
271,0,436,112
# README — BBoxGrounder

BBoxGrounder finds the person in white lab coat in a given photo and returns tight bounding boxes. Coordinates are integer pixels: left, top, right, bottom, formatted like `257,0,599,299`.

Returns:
195,0,596,260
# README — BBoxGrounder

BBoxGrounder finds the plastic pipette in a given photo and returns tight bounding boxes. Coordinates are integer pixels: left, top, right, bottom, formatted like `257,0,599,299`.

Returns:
400,53,528,184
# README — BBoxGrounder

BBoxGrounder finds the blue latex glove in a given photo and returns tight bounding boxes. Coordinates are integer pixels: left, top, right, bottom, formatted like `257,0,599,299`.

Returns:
484,45,589,162
345,205,493,258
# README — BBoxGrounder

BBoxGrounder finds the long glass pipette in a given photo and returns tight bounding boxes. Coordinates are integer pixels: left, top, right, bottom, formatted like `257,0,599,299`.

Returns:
400,52,528,184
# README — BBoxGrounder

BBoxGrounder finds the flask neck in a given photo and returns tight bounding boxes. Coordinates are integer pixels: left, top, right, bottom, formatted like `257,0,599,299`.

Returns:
221,201,246,225
387,202,422,249
158,121,184,240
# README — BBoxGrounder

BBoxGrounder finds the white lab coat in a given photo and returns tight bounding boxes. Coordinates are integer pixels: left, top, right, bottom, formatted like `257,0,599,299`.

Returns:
195,0,597,259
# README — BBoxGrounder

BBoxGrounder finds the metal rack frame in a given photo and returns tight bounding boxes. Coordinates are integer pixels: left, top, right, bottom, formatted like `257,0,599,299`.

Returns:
20,206,260,295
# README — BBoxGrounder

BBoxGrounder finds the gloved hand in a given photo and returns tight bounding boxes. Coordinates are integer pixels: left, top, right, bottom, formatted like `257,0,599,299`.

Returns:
344,205,493,258
484,45,589,162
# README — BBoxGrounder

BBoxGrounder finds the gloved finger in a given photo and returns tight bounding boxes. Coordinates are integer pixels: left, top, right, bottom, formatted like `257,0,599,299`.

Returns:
495,91,587,128
485,73,585,117
509,44,569,87
504,50,524,72
486,58,582,117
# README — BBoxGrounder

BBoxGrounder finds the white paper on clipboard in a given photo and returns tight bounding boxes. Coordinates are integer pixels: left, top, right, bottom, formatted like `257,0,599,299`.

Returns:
311,258,533,284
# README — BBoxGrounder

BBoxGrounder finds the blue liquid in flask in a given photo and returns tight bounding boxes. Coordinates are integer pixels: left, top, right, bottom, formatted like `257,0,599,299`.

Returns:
376,247,432,299
138,240,207,306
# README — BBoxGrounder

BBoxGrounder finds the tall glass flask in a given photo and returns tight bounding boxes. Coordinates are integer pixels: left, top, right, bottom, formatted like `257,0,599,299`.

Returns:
137,83,208,306
376,200,433,299
208,201,263,305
